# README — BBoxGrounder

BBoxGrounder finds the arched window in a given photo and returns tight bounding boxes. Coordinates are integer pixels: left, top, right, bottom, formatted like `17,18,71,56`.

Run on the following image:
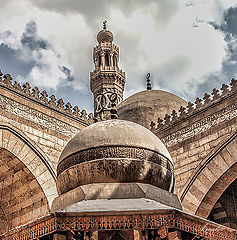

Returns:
105,52,110,66
113,55,118,67
99,55,102,67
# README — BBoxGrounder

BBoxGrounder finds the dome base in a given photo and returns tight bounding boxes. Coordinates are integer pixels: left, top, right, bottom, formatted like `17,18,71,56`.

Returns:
51,182,182,212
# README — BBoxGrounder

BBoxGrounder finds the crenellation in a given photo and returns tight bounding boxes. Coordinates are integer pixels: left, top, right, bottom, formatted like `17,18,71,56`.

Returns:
0,69,95,125
211,88,220,100
65,102,72,114
151,78,237,132
220,83,230,96
22,82,31,96
32,86,40,99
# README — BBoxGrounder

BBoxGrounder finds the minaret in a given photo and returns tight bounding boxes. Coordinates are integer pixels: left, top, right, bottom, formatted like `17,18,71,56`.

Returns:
90,21,126,120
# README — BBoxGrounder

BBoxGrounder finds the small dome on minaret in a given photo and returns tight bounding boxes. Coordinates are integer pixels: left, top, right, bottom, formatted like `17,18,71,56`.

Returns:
97,20,114,43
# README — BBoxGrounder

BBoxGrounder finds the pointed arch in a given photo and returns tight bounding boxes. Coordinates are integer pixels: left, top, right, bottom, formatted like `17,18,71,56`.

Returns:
181,132,237,218
0,122,57,207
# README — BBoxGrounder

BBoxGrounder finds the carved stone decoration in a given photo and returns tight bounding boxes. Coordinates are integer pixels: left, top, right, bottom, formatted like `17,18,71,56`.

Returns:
32,86,40,99
162,103,237,147
179,106,186,119
40,90,48,104
150,121,156,131
73,106,80,116
3,213,236,240
4,74,12,87
171,110,178,121
22,82,31,95
157,118,164,128
49,94,57,107
88,113,94,124
164,114,171,125
203,93,211,105
194,97,202,109
57,145,173,176
13,81,22,91
211,88,220,100
81,110,87,120
187,102,194,115
221,83,229,95
0,94,80,137
0,69,95,125
230,78,237,92
57,145,174,195
57,98,65,110
65,102,72,114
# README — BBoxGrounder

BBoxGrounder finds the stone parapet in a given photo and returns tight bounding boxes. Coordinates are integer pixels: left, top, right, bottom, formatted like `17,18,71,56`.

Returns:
151,78,237,135
0,70,95,126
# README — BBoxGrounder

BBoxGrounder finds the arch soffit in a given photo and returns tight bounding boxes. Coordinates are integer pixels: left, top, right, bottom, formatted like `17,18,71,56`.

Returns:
180,132,237,217
0,122,58,207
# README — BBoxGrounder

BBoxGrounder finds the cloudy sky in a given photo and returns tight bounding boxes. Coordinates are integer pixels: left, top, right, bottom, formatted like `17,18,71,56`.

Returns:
0,0,237,113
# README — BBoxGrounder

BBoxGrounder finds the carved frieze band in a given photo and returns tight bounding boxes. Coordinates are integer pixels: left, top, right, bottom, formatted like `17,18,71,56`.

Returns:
4,213,235,240
162,103,237,147
57,146,173,175
0,94,79,137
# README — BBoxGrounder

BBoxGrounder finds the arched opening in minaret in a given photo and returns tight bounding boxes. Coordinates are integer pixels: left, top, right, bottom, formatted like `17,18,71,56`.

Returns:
105,52,110,66
113,55,117,67
99,55,102,67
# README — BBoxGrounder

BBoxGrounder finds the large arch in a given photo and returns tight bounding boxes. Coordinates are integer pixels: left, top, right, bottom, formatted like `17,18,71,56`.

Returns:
0,123,58,234
180,132,237,218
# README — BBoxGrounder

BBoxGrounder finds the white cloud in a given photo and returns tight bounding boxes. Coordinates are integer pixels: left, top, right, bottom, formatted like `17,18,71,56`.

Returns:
0,0,237,109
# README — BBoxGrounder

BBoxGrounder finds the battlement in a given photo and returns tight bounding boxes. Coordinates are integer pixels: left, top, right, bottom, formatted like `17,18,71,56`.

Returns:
151,78,237,132
0,70,95,126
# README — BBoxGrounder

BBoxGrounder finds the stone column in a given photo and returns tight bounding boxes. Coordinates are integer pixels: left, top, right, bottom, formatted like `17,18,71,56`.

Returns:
101,52,105,67
53,233,66,240
110,53,113,67
168,230,182,240
89,230,98,240
134,229,143,239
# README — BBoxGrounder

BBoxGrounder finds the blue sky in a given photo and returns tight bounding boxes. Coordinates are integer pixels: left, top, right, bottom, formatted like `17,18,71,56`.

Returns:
0,0,237,113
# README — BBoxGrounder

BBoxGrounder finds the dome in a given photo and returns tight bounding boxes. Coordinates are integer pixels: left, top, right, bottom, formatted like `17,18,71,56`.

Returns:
57,120,174,195
97,29,114,43
118,90,187,129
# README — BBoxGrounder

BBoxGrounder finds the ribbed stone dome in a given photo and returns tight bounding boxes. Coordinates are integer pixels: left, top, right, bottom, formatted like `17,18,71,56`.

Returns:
97,29,114,43
57,120,174,195
118,90,187,129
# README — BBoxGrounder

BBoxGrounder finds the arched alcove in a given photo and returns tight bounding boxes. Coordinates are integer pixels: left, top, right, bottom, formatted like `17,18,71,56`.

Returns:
208,179,237,229
181,133,237,218
0,123,58,234
0,149,49,234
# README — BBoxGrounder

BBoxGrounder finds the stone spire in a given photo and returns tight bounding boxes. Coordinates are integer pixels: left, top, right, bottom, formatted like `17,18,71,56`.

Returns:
90,21,126,120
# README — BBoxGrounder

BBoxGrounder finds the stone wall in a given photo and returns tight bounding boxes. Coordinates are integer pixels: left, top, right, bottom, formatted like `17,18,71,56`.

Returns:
0,70,93,232
152,79,237,215
0,71,93,173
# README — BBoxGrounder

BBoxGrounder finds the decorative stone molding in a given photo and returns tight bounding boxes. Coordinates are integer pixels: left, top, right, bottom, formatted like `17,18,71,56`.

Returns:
151,78,237,132
0,94,80,138
0,70,95,126
57,145,173,176
162,103,237,147
3,211,236,240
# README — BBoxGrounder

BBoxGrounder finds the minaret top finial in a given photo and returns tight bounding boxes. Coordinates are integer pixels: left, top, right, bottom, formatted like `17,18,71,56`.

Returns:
146,73,152,90
103,20,107,29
